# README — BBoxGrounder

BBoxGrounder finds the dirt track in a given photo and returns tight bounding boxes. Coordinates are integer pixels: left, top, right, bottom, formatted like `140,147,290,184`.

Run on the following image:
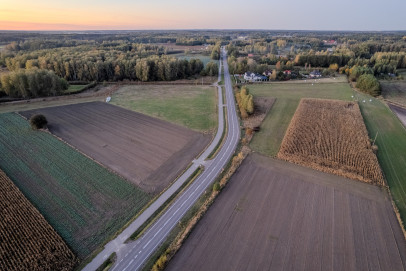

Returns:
167,153,406,271
20,102,210,193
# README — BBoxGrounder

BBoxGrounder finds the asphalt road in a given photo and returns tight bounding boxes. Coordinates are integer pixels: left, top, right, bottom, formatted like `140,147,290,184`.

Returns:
83,48,240,271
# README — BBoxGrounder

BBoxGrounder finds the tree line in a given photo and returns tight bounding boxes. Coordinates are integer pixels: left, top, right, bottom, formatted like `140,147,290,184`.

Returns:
0,69,69,98
1,43,218,82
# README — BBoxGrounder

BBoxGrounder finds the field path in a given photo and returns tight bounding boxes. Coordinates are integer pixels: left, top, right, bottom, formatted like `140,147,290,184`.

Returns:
83,47,240,271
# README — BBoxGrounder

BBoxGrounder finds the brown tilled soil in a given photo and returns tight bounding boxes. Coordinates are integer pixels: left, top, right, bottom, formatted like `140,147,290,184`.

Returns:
389,103,406,128
20,102,210,194
0,170,77,271
278,98,384,185
167,154,406,271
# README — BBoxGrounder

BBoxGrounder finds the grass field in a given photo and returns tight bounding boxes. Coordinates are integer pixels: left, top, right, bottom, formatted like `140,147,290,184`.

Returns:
0,113,152,260
65,84,87,94
354,91,406,225
111,85,217,132
381,80,406,107
249,81,353,156
398,69,406,78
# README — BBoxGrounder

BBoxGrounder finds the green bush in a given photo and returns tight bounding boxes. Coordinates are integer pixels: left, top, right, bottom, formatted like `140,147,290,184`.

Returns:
30,114,48,129
213,182,220,192
356,74,381,96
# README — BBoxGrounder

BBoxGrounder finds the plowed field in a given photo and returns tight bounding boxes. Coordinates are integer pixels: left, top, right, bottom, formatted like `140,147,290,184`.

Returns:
167,154,406,271
0,170,77,271
278,98,384,185
20,102,210,193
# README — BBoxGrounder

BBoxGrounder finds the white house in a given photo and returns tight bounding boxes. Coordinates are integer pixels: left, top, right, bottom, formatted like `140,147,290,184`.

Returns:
244,72,266,81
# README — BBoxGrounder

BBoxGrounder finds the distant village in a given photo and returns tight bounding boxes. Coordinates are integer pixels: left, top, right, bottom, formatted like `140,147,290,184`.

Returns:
236,69,322,83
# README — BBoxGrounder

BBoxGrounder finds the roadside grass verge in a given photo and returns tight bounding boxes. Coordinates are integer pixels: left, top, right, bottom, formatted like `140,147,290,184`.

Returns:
95,253,116,271
354,91,406,227
248,82,353,157
110,85,217,132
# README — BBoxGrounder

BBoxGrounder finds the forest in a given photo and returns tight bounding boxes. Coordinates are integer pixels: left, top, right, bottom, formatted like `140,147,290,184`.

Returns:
0,30,405,98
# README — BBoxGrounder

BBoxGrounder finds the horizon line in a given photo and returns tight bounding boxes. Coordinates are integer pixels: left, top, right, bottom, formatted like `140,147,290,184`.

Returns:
0,28,406,33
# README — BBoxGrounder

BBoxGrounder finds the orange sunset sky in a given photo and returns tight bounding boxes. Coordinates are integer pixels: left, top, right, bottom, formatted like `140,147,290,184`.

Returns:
1,0,405,31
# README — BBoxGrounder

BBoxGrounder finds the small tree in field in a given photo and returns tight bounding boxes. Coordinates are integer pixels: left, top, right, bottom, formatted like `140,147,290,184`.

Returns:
30,114,48,130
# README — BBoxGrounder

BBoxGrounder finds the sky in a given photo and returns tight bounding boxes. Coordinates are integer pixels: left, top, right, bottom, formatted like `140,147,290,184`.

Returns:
0,0,405,31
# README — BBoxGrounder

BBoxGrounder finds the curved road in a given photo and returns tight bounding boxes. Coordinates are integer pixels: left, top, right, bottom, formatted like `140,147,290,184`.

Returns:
83,48,239,271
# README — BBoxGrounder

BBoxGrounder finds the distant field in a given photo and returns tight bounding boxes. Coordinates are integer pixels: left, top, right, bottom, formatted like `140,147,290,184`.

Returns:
278,99,383,185
0,113,152,259
381,80,406,107
158,43,208,52
167,154,406,271
248,81,353,156
111,85,217,132
0,169,77,270
0,96,104,113
173,53,217,67
65,84,87,94
354,91,406,227
389,104,406,127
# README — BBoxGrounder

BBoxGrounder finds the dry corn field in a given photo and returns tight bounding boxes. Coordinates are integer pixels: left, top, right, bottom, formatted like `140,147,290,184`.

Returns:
278,98,384,185
0,170,77,271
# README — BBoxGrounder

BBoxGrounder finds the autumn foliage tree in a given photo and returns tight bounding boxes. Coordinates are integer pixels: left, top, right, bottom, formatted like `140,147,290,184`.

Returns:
356,74,381,96
236,86,254,118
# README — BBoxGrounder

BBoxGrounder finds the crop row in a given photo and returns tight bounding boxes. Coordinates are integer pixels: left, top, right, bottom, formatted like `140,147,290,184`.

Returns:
278,99,384,185
0,170,77,271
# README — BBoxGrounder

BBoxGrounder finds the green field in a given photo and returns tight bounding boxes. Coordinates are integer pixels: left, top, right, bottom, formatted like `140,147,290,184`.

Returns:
111,85,217,132
65,84,87,94
249,81,353,156
174,53,217,66
354,91,406,224
0,113,151,259
381,81,406,107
